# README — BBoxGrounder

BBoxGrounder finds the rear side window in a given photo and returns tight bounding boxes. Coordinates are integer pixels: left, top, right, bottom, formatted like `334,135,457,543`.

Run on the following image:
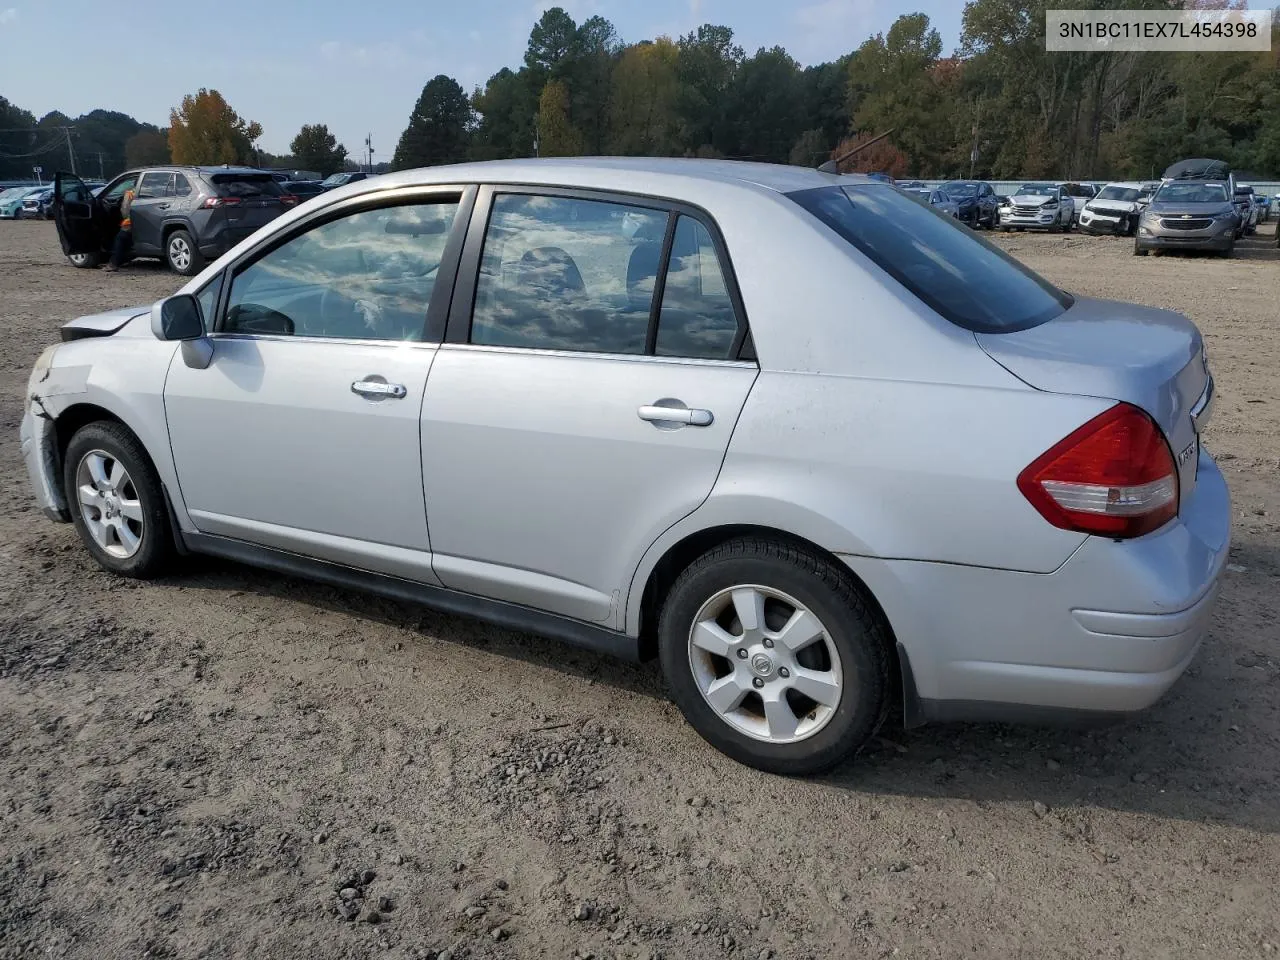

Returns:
138,172,173,199
173,173,192,197
471,194,668,354
210,174,283,198
789,184,1069,333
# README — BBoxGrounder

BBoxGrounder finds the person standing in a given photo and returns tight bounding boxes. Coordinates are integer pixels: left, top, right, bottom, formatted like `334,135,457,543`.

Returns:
102,184,135,273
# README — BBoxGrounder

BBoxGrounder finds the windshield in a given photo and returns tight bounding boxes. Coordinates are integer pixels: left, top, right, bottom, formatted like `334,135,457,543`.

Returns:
788,184,1069,334
1156,182,1228,204
1097,186,1140,202
321,173,350,186
943,182,978,198
1018,183,1057,195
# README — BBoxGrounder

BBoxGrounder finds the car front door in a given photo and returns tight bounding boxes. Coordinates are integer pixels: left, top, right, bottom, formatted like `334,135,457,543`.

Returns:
421,188,758,625
131,170,173,254
163,187,472,582
52,172,103,255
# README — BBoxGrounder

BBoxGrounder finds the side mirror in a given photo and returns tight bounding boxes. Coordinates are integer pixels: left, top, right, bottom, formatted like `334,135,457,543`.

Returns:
152,294,205,341
151,294,214,370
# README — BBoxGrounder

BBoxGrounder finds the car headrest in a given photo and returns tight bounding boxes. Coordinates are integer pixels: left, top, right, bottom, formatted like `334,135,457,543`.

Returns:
512,246,585,298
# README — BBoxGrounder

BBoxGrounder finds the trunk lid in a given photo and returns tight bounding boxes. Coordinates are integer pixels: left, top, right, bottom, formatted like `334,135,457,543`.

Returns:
976,295,1209,504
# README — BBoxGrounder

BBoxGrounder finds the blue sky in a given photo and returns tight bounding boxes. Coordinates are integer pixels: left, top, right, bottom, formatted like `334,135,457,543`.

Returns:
0,0,963,157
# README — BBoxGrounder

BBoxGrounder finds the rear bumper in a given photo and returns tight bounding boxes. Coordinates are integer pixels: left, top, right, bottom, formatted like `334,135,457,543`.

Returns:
843,449,1231,723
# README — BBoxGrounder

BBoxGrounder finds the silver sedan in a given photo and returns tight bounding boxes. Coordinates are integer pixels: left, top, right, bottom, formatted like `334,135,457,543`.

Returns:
20,158,1229,774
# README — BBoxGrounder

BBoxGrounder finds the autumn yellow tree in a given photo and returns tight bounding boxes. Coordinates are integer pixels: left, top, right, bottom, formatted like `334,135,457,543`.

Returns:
609,38,681,156
536,80,585,157
168,89,263,165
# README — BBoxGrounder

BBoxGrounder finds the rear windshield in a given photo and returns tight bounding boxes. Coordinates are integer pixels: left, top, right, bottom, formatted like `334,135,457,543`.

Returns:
210,174,284,198
1156,182,1228,203
788,184,1070,334
1097,185,1140,202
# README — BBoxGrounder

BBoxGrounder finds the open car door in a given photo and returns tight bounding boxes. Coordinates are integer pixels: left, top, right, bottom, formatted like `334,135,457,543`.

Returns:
53,172,102,257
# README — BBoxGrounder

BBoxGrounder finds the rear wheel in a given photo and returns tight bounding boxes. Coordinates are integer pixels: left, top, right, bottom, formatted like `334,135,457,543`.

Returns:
68,252,101,269
658,538,890,775
165,229,204,276
63,422,175,579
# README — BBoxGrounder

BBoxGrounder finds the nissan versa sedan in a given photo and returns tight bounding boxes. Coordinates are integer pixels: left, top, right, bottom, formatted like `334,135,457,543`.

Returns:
20,158,1228,775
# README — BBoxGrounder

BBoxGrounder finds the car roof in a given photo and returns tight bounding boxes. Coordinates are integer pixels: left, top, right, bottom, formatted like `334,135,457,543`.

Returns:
1100,181,1144,188
333,157,870,199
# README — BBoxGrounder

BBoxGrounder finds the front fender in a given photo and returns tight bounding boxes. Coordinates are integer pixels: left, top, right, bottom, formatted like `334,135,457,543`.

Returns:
35,336,193,533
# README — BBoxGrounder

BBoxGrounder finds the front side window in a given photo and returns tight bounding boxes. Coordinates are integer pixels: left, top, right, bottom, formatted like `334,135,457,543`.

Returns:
222,199,460,340
789,184,1070,334
471,194,668,354
654,215,737,360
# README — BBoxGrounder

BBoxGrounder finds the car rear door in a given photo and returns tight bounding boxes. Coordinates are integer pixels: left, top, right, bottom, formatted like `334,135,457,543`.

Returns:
52,173,104,255
130,171,173,253
163,187,473,582
420,186,757,625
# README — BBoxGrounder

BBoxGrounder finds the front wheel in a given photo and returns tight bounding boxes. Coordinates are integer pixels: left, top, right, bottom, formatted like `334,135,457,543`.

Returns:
68,252,101,269
63,422,175,579
658,538,891,775
165,229,205,276
1133,239,1149,256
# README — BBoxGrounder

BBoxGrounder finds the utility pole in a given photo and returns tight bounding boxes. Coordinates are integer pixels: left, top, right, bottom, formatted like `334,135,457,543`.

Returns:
65,127,77,174
96,152,104,180
365,133,373,173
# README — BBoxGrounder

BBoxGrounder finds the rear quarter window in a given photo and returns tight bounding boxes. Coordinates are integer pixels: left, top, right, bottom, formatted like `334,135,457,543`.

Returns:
788,184,1070,334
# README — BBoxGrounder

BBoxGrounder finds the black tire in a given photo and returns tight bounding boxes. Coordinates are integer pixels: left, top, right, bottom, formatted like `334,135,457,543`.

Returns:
1219,241,1234,259
658,537,891,776
67,252,101,269
165,229,205,276
1133,240,1148,256
63,421,175,579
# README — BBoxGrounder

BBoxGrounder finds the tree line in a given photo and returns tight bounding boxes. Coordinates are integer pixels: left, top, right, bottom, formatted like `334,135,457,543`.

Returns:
3,1,1277,184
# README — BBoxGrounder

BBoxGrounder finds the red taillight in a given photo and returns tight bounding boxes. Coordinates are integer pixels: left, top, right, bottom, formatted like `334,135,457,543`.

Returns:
280,194,298,207
1017,403,1178,539
201,196,242,209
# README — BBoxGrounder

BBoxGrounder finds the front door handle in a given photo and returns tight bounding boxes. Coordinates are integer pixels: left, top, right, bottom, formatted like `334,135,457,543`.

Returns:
351,379,407,400
638,403,714,427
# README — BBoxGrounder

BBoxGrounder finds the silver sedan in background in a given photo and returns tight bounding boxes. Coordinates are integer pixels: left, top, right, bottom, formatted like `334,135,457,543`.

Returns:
20,158,1228,774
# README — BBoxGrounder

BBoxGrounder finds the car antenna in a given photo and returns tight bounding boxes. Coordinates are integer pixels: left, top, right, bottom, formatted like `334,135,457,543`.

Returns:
817,129,896,175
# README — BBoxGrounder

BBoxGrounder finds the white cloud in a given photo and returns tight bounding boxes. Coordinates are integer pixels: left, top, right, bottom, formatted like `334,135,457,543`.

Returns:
0,7,19,25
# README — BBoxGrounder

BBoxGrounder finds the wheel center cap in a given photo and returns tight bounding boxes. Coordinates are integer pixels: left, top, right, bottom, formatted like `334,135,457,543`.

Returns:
103,494,118,519
750,652,775,678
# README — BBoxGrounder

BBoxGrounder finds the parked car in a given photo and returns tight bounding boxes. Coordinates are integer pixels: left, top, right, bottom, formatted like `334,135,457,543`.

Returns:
1078,181,1145,236
22,186,56,220
1233,185,1259,235
53,166,298,275
998,182,1075,231
1255,193,1270,223
1134,179,1238,257
281,180,326,202
939,180,999,228
319,171,369,190
1061,182,1097,226
270,169,322,183
923,188,960,218
1163,159,1240,238
19,158,1228,775
0,185,43,219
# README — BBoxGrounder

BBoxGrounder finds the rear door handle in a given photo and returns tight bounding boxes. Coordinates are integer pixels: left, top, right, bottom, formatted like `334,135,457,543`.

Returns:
157,203,170,210
638,403,714,427
351,379,407,400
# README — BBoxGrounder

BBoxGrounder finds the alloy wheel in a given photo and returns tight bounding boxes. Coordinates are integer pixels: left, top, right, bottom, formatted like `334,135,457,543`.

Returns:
75,449,144,559
168,235,192,271
687,584,843,744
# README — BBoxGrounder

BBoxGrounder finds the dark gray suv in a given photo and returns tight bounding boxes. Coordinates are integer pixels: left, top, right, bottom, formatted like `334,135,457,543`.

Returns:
53,166,298,275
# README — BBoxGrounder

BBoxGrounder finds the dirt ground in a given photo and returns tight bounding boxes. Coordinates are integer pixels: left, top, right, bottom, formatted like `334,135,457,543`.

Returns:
0,219,1277,960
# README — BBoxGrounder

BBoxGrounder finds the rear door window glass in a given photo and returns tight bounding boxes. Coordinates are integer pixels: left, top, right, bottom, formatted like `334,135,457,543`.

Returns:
789,184,1069,333
137,172,173,199
223,199,461,341
470,194,668,354
654,216,738,360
